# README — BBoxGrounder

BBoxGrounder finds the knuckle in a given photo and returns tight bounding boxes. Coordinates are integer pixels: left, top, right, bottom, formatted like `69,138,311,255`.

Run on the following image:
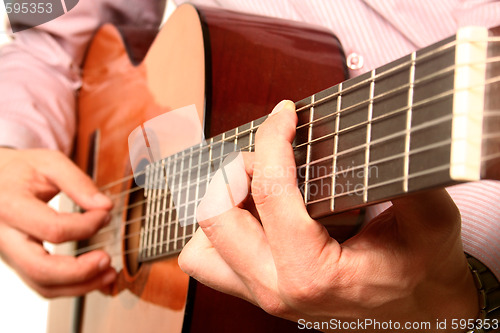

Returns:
251,180,273,207
198,219,216,239
36,286,56,299
177,250,193,275
46,149,65,160
255,294,289,318
25,264,50,286
45,223,67,243
279,279,328,308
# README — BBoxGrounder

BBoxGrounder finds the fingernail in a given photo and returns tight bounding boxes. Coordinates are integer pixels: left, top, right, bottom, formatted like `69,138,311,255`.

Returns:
98,256,110,271
102,214,112,226
102,270,116,285
93,193,112,207
270,100,294,116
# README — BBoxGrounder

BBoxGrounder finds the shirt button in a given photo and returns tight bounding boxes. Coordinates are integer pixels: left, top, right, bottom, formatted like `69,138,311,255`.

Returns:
347,52,364,70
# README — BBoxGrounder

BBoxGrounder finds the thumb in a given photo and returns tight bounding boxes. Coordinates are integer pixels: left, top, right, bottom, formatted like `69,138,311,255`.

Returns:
390,188,461,239
33,150,113,211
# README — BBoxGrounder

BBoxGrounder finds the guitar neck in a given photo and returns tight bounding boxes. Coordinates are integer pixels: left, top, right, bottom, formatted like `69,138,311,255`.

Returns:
138,26,500,262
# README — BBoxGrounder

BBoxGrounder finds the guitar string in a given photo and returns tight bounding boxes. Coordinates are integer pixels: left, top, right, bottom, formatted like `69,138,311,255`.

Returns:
100,95,500,221
102,55,500,201
103,70,500,205
97,61,500,221
72,140,500,257
70,39,500,256
97,37,500,193
77,147,500,259
76,92,500,256
96,131,500,240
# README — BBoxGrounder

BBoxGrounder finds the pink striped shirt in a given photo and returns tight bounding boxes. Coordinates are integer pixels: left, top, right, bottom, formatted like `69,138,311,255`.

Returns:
0,0,499,278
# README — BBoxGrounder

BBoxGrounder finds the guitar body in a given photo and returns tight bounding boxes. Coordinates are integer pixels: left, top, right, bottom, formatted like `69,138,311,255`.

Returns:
74,4,346,332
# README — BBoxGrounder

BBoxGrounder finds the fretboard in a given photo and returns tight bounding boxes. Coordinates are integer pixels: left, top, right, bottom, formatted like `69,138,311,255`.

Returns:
137,26,500,262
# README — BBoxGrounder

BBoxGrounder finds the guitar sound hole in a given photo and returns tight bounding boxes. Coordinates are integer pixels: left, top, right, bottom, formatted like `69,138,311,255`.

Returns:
124,186,145,276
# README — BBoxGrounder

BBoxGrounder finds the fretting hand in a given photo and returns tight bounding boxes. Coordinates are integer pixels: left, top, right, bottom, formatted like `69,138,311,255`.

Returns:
179,100,478,332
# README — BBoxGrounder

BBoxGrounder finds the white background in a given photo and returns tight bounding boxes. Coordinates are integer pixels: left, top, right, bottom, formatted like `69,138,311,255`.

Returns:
0,4,50,333
0,2,48,315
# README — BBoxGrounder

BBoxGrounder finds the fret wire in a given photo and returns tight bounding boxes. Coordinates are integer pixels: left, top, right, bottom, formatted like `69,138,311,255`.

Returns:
137,169,147,258
363,70,375,203
304,95,314,204
145,164,155,257
155,162,165,252
193,142,203,232
182,146,194,248
204,138,213,227
234,126,239,152
172,150,185,252
160,157,170,255
141,165,152,258
152,162,161,256
144,164,153,258
404,52,417,192
249,121,255,152
155,160,165,255
166,153,177,255
150,163,158,257
148,164,156,257
331,83,341,212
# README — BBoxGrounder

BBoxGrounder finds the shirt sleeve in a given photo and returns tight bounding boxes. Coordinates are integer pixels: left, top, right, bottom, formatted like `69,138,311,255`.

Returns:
0,0,164,154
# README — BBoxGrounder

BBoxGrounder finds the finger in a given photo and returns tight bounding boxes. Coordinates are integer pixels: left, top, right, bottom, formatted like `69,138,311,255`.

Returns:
192,203,290,312
19,268,117,298
30,150,113,210
199,208,276,286
4,196,109,243
253,101,336,266
196,152,250,221
179,228,253,302
0,223,114,286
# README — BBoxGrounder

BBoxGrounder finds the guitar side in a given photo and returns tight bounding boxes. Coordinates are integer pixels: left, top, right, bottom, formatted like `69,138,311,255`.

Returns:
70,4,346,333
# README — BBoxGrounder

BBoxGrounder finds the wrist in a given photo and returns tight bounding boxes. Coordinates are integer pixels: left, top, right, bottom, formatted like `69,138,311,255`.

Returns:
414,255,478,332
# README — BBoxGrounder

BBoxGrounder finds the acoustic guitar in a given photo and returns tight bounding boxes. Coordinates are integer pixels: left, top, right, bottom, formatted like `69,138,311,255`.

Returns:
58,3,499,332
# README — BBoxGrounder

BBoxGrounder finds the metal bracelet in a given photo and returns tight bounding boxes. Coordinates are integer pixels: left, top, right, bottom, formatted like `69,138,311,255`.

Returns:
466,254,500,333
